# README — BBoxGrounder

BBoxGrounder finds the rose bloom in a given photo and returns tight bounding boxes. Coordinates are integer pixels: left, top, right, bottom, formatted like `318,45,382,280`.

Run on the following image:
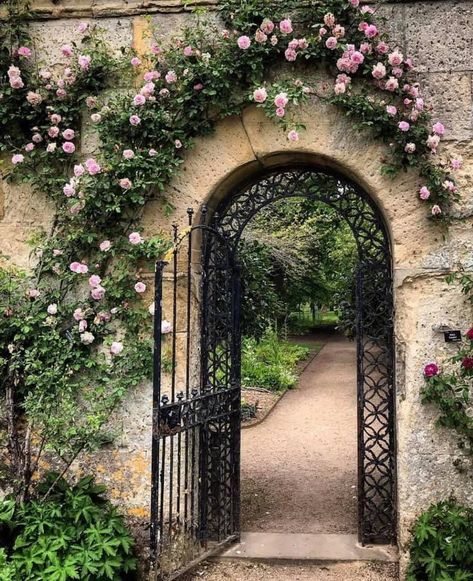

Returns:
12,154,24,164
276,107,286,117
18,46,32,57
423,363,439,377
431,205,442,216
78,22,88,33
419,186,430,200
26,91,42,106
334,82,346,95
261,19,274,34
89,274,102,287
135,282,146,293
48,126,60,138
279,19,293,34
461,356,473,370
28,289,40,299
149,148,157,157
161,320,172,334
129,115,141,126
398,121,410,132
62,128,75,140
32,133,43,144
433,122,445,136
285,48,297,61
61,44,73,57
386,105,397,116
404,143,416,153
287,129,299,142
274,92,288,108
323,13,335,27
46,143,57,153
237,35,251,50
78,320,87,333
451,159,462,170
159,88,170,98
119,178,132,190
364,24,378,38
385,77,399,92
50,113,62,125
466,328,473,341
130,56,141,67
427,134,440,151
253,88,267,103
47,303,58,315
78,54,91,70
100,240,111,251
325,37,338,50
333,25,345,38
175,139,182,149
25,143,34,152
85,158,101,174
388,50,403,67
62,142,75,154
133,94,146,106
129,232,143,245
110,341,124,355
10,77,24,89
80,331,95,345
319,27,327,37
255,29,267,43
74,164,85,177
123,149,135,159
91,113,101,123
91,286,105,300
63,183,75,197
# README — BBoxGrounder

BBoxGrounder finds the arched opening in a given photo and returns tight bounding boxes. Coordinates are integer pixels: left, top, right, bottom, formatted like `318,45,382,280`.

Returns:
150,162,396,579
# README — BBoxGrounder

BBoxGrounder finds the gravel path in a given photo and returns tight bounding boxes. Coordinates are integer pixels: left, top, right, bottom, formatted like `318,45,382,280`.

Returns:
183,560,398,580
241,331,358,534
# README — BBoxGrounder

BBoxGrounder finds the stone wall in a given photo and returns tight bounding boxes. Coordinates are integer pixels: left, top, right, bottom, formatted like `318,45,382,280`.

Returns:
2,1,473,578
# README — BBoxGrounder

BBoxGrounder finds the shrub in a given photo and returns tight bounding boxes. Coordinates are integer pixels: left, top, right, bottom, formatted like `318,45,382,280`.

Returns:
241,329,309,392
407,500,473,580
241,398,258,421
0,473,136,580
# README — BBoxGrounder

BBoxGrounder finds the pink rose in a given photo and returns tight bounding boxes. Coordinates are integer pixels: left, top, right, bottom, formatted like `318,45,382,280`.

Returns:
130,56,141,67
78,320,88,332
285,48,297,61
62,142,75,154
85,158,101,175
386,105,397,116
73,307,85,321
99,240,111,251
360,42,372,54
149,149,157,157
237,35,251,50
62,128,75,140
423,363,439,377
275,107,285,117
388,50,403,67
183,45,193,56
431,205,442,216
274,92,288,108
12,154,24,164
165,70,177,83
63,183,75,197
48,126,60,138
398,121,410,132
78,54,91,70
451,159,462,170
319,27,327,37
134,282,146,293
129,115,141,126
255,29,267,43
385,77,399,92
150,43,161,54
325,37,338,50
261,19,274,34
323,13,335,27
26,91,42,106
91,286,105,300
119,178,132,190
334,82,346,95
279,19,293,34
144,70,160,82
47,303,58,315
77,22,88,33
287,129,299,142
404,143,416,153
129,232,143,245
371,62,387,79
426,134,440,151
89,274,102,287
432,122,445,136
253,88,267,103
61,45,73,57
123,149,135,159
50,113,62,125
110,341,124,355
133,94,146,106
364,24,378,38
415,98,424,111
74,164,85,177
32,133,42,144
18,46,32,58
25,143,34,152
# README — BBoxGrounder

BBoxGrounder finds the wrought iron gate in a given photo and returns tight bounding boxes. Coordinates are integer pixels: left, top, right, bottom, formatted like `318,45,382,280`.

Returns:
151,166,396,579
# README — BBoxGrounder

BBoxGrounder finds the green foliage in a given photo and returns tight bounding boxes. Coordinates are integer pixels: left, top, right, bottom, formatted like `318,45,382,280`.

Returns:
407,500,473,581
241,398,258,421
0,474,136,581
241,329,310,391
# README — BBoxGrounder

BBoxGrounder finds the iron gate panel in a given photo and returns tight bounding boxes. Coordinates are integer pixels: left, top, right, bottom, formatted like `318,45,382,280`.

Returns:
150,212,241,580
151,165,396,578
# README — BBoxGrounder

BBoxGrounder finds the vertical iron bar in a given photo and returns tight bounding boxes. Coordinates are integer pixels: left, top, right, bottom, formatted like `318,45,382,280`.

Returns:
356,266,365,544
231,263,242,538
150,260,166,571
184,209,193,533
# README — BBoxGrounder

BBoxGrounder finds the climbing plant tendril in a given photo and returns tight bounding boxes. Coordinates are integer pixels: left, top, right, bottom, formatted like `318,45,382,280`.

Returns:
0,0,464,496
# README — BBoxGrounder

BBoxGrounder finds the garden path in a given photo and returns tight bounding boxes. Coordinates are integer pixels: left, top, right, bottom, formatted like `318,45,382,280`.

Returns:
240,330,358,534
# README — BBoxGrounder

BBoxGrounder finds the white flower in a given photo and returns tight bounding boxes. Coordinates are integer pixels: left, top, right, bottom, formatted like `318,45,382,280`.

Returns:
110,341,124,355
47,303,58,315
161,320,172,334
80,331,95,345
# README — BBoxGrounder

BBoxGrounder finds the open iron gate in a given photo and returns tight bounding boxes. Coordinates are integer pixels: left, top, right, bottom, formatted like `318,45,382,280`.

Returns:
150,210,241,580
150,166,396,579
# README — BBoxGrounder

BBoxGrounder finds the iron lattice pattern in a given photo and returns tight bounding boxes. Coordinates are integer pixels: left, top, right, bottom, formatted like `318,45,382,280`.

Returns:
150,166,396,579
213,167,396,544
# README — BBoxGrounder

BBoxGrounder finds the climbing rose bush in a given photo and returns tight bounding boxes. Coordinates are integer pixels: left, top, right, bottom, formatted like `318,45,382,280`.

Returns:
0,0,464,495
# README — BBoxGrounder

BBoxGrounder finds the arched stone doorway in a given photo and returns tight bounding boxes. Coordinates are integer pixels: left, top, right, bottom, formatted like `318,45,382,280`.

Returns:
150,162,396,579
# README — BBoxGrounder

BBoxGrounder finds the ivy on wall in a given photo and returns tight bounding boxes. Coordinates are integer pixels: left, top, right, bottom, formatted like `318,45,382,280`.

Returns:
0,0,465,497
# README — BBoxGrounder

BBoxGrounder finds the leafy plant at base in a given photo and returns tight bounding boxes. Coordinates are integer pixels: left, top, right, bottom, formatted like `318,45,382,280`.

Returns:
0,473,136,581
407,500,473,581
241,329,309,391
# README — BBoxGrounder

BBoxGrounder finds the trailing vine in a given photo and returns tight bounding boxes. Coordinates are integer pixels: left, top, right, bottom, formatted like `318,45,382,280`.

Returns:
0,0,464,497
